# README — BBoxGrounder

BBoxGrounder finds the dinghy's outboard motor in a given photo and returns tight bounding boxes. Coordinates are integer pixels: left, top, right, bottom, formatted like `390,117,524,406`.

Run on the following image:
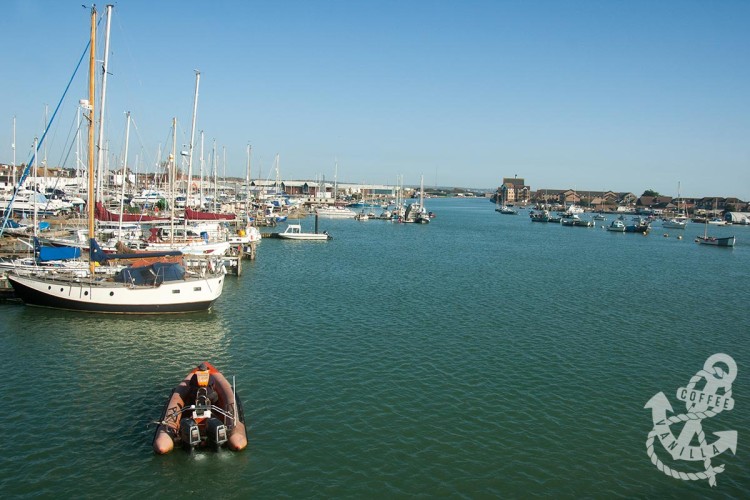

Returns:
206,417,228,451
180,417,201,451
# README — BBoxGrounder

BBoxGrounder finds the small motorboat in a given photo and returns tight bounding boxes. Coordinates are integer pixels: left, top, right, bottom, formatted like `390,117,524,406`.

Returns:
276,224,332,240
153,362,247,454
606,219,626,232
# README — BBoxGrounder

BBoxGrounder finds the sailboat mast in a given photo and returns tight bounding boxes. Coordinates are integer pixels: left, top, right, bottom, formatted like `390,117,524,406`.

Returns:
87,5,97,276
246,144,251,217
275,153,280,194
11,116,16,187
182,69,201,232
95,4,112,203
170,117,177,244
186,70,200,215
33,137,38,238
212,139,217,210
199,130,204,209
334,158,338,203
75,106,82,179
118,111,131,238
420,175,425,207
42,105,48,188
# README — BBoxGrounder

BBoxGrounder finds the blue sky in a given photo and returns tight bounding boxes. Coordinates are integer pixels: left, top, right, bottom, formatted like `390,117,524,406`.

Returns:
1,0,749,198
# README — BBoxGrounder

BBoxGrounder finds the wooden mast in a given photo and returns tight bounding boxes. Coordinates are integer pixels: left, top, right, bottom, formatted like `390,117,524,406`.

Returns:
87,5,97,276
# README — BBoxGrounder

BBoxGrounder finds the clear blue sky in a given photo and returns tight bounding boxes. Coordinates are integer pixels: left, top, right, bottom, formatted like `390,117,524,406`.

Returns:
1,0,749,198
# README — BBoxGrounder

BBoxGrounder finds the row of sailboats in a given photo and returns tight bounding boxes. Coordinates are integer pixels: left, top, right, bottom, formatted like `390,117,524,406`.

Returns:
7,5,226,313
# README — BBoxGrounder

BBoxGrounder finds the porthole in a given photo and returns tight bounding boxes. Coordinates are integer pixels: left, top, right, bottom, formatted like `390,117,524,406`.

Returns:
84,291,89,296
109,291,114,296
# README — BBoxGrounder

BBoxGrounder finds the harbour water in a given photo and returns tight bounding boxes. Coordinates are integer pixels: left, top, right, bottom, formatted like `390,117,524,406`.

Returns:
2,198,748,498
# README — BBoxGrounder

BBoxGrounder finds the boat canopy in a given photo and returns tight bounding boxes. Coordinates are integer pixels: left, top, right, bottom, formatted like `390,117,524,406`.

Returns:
89,238,181,263
115,261,186,285
34,237,82,261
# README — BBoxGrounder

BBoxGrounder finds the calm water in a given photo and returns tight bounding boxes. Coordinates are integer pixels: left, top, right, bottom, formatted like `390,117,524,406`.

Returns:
2,198,748,498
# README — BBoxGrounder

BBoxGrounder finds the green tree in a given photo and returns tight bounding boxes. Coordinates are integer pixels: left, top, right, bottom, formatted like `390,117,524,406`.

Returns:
642,189,660,197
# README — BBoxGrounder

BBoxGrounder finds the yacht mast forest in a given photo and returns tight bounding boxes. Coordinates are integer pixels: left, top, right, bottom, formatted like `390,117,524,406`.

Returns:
7,5,226,314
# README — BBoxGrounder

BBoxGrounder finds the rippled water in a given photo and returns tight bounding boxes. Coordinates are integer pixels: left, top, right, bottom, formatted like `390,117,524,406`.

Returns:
2,198,748,498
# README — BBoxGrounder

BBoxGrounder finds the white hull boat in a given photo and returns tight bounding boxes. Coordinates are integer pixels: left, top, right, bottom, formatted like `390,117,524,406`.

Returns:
277,224,331,240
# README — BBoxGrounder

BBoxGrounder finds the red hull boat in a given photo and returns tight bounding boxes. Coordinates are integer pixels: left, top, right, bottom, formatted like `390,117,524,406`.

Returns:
153,362,247,454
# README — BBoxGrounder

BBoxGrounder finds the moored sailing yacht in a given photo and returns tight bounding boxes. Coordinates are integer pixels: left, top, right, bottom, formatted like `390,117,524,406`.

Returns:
663,182,688,229
7,5,225,314
403,176,431,223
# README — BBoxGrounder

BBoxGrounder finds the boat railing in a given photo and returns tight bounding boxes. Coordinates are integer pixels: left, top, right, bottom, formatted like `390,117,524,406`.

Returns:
158,403,237,429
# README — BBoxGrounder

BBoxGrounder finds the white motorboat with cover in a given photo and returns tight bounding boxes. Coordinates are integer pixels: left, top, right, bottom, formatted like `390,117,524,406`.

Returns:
277,224,331,240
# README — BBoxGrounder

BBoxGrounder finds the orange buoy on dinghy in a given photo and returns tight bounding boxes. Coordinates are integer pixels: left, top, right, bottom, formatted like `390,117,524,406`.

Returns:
153,362,247,454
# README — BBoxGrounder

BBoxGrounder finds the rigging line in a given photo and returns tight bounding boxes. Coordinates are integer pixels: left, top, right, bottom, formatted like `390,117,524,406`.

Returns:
57,118,82,173
1,29,95,236
111,10,146,102
53,105,83,170
128,116,157,174
130,114,146,165
157,126,174,171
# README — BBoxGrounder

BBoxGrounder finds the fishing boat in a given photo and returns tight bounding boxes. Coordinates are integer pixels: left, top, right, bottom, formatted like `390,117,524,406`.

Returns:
560,214,594,227
606,219,626,232
695,235,736,247
695,217,735,247
354,210,370,221
153,362,247,454
277,223,331,240
529,209,551,222
624,216,650,233
662,218,687,229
